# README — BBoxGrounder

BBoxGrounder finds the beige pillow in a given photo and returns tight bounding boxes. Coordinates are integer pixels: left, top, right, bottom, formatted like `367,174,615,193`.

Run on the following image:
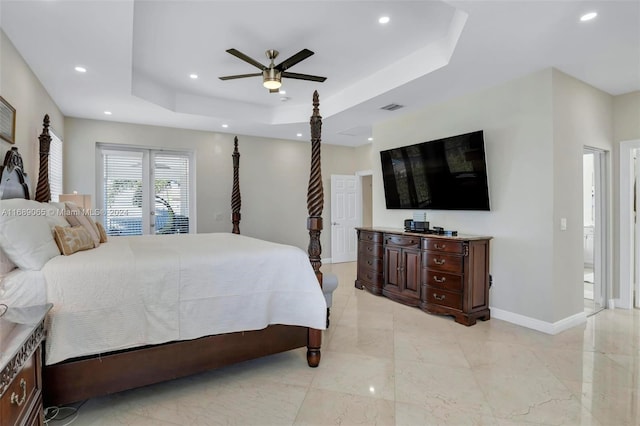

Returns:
53,226,95,256
64,202,100,248
95,221,108,243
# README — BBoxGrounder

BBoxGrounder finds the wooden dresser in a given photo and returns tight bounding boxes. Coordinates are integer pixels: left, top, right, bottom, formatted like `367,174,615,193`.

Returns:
1,304,51,426
355,228,491,326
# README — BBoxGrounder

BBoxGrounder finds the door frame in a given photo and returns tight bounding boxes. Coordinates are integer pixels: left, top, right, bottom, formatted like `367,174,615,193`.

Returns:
584,147,608,311
619,139,640,309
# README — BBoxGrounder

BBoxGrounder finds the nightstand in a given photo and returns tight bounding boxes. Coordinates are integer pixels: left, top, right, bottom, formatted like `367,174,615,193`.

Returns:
1,304,51,426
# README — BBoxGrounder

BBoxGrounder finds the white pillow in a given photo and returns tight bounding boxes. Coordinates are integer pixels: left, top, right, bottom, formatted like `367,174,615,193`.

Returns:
44,201,70,229
0,247,17,279
0,198,61,270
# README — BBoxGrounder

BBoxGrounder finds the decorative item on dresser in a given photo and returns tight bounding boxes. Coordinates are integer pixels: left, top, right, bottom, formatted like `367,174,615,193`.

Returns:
0,92,327,406
0,304,52,426
355,227,492,326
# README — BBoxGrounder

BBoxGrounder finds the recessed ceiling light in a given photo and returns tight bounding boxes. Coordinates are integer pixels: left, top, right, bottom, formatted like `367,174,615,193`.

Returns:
189,73,198,79
368,137,373,141
222,124,228,128
75,66,87,73
580,12,597,21
378,16,390,24
296,133,302,137
104,111,112,115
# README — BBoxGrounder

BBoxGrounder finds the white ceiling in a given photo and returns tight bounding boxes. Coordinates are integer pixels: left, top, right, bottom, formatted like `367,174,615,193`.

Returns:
1,0,638,147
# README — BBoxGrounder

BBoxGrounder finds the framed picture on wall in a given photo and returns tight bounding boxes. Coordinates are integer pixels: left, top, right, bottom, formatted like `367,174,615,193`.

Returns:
0,96,16,144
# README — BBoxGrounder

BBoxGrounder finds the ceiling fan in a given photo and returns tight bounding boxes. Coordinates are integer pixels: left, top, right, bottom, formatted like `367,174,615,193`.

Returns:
219,48,327,93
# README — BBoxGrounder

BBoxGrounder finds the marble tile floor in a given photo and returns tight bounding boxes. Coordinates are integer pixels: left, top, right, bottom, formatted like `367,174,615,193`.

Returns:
47,262,640,426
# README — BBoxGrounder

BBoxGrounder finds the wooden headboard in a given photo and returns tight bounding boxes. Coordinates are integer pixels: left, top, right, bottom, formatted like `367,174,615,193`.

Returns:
0,147,30,200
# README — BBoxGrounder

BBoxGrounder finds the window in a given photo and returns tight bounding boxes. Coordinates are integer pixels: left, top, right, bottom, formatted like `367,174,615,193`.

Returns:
97,145,194,236
49,130,63,202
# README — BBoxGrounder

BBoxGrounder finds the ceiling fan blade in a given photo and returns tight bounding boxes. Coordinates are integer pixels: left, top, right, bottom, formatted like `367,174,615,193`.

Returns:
219,73,262,80
282,71,327,82
275,49,314,71
226,49,265,70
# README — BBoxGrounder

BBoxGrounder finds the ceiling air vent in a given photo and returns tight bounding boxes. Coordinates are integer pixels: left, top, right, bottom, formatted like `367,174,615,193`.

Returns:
380,103,404,111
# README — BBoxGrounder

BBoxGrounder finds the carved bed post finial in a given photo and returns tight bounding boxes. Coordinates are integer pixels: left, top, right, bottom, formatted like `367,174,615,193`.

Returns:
306,90,323,368
35,114,52,202
231,136,241,234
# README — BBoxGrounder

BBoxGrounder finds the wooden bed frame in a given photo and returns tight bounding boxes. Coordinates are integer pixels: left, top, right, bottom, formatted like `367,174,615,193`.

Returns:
1,91,325,406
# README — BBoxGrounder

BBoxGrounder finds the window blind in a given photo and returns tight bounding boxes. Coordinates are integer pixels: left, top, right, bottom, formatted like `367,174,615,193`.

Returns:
153,152,190,234
98,146,193,236
49,131,63,202
102,150,144,236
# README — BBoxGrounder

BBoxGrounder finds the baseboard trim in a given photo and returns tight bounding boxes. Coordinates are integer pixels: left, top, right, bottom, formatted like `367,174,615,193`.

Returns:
322,257,332,264
490,307,587,335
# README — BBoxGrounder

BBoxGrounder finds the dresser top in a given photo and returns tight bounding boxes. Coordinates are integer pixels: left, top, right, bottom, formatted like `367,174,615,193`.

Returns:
356,227,492,241
0,304,51,374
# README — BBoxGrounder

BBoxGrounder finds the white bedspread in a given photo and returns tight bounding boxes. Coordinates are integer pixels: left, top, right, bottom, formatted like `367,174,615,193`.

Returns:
38,233,326,365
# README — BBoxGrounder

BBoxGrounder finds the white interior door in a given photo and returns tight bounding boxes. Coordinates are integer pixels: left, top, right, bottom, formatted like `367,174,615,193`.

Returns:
331,174,360,263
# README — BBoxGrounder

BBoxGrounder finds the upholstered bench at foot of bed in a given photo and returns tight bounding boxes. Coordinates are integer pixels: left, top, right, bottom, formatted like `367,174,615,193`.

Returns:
322,272,339,328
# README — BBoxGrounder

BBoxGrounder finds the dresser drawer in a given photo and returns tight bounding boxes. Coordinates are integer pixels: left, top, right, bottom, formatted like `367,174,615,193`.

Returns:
423,252,463,274
422,238,463,254
384,234,420,248
357,266,384,285
359,241,383,258
425,287,463,310
360,256,383,272
423,269,463,292
359,230,382,243
1,351,39,426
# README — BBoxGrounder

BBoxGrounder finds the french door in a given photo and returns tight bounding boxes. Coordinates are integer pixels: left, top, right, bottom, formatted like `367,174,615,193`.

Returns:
97,145,194,235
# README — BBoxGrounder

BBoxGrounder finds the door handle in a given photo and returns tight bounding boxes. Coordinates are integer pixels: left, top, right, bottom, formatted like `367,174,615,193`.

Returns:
332,222,339,226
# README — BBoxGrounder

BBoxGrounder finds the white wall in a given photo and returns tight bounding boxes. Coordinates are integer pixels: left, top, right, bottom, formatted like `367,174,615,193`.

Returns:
0,30,64,185
63,117,359,258
374,69,556,323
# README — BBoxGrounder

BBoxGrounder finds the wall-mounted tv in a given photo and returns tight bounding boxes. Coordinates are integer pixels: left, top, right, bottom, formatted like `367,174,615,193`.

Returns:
380,130,490,211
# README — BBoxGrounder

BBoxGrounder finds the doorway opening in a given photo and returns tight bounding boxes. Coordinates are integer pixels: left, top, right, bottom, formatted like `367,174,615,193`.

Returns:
583,147,608,316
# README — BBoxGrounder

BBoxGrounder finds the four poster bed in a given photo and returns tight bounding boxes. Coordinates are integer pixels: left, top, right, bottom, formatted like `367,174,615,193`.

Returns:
0,92,326,406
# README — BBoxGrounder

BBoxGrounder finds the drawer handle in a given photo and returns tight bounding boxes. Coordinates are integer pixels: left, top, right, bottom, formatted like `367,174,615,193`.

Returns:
367,247,373,252
433,258,446,265
434,243,446,250
367,260,372,265
433,276,446,283
433,293,446,301
11,378,27,407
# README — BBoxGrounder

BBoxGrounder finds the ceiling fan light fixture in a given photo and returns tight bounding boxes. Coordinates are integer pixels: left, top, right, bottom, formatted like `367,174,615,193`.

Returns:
263,68,282,89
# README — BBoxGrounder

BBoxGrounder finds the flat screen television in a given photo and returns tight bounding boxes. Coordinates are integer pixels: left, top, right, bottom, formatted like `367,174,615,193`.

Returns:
380,130,490,210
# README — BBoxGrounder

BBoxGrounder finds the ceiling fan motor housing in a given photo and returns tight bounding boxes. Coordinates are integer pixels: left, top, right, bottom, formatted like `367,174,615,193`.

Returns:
263,68,282,89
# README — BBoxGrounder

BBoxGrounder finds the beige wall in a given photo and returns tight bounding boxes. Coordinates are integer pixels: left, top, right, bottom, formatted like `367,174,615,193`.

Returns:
613,91,640,143
374,69,556,323
551,69,613,321
0,30,64,187
63,117,359,258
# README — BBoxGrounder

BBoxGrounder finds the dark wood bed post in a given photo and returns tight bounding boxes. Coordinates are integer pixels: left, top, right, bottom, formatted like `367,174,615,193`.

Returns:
306,91,323,367
231,136,241,234
35,114,51,202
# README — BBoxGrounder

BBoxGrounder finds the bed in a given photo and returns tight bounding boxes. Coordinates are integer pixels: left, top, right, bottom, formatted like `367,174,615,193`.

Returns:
0,92,327,406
